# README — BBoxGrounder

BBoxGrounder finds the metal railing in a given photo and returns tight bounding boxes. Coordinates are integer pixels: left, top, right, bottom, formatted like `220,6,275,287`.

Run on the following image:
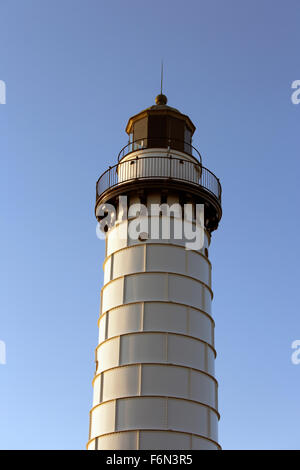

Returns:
96,154,221,203
117,138,202,163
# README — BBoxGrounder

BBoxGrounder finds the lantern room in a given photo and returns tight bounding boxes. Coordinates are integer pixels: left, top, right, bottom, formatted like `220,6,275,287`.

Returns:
125,94,196,155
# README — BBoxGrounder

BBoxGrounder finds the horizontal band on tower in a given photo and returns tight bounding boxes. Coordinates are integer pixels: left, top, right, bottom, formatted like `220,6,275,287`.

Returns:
89,395,220,420
92,362,219,388
94,332,216,377
98,300,215,327
102,242,212,271
97,302,215,349
91,363,218,412
95,330,217,358
101,271,214,299
100,273,213,319
91,364,218,417
87,429,221,451
89,396,219,444
103,244,212,290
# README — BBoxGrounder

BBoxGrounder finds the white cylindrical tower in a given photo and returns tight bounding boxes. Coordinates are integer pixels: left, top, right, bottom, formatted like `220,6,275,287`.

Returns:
88,94,222,450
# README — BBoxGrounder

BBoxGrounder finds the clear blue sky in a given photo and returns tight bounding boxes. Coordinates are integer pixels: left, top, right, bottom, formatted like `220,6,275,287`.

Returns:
0,0,299,450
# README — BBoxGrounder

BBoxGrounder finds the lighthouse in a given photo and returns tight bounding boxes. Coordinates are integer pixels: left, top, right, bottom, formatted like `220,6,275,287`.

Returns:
87,94,222,450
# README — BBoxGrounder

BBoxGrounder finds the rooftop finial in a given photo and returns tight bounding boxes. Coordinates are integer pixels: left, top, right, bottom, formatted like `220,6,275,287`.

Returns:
161,60,163,95
155,60,168,105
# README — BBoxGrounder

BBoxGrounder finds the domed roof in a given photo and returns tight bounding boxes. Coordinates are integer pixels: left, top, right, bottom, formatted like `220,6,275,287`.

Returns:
125,95,195,135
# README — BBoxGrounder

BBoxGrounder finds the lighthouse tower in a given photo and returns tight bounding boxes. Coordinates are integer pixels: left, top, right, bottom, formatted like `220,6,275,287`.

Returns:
87,94,222,450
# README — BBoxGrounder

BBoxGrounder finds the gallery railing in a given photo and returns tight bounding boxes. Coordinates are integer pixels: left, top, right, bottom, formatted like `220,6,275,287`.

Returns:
96,154,221,204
